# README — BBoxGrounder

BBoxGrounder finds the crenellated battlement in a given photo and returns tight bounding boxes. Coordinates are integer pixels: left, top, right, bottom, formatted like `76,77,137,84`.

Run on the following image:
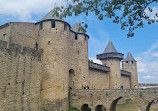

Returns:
36,19,89,42
0,40,43,60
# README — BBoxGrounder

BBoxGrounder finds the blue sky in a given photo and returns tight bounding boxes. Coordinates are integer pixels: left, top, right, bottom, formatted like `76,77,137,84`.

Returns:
0,0,158,83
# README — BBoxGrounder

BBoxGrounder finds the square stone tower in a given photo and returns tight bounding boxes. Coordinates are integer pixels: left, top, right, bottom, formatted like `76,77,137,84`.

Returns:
97,40,124,89
122,52,138,89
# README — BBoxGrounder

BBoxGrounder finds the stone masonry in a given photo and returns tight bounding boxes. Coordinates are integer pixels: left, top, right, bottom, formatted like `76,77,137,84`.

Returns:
0,8,139,110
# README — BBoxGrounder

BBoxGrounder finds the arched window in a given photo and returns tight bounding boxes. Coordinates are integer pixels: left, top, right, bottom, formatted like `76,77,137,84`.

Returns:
69,69,75,89
51,21,55,28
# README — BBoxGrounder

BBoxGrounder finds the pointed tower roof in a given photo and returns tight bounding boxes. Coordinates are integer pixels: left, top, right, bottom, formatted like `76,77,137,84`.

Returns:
71,22,83,33
39,8,64,22
123,52,136,62
103,40,117,53
97,40,124,60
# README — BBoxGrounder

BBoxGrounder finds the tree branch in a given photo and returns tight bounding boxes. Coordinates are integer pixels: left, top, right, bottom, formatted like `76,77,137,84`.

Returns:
144,0,157,10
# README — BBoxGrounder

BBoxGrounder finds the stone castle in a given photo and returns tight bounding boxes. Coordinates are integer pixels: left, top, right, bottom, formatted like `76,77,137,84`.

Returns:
0,9,138,110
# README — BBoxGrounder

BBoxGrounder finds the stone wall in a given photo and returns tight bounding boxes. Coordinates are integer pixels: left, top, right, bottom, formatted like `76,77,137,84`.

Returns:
9,22,38,48
122,61,138,88
0,41,43,111
121,76,130,89
89,69,109,89
102,59,121,89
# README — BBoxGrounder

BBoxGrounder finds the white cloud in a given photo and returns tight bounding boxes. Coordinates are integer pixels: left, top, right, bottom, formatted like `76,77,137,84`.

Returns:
0,0,67,21
136,41,158,76
144,6,158,20
137,61,148,73
89,57,102,64
152,52,158,57
143,75,157,79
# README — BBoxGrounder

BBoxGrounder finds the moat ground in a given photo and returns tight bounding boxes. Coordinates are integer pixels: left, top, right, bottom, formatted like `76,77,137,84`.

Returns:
69,99,158,111
117,99,158,111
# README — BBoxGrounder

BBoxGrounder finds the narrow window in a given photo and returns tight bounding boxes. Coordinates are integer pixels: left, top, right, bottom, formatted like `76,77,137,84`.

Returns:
40,23,43,30
48,41,51,45
77,50,80,54
51,21,55,28
3,34,6,41
64,23,67,30
35,42,38,50
85,35,87,40
132,61,133,64
75,33,78,40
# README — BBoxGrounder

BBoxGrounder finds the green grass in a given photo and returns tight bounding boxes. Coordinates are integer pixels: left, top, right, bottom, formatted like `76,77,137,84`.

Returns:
150,104,158,111
116,99,141,111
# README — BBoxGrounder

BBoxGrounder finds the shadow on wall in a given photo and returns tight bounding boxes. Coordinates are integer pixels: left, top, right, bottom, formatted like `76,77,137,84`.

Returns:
146,99,158,111
110,97,123,111
80,104,107,111
81,104,91,111
95,105,106,111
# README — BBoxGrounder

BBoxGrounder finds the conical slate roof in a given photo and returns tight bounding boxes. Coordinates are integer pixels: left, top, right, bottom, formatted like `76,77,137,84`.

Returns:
39,8,63,22
103,40,117,53
123,52,136,62
71,22,83,33
97,40,124,60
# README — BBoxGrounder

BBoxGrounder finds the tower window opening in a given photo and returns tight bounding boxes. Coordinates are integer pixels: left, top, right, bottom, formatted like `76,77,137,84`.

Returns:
48,41,51,45
35,42,38,50
51,21,55,28
77,50,80,54
75,33,78,40
85,35,87,40
3,34,7,41
132,61,133,64
40,23,43,30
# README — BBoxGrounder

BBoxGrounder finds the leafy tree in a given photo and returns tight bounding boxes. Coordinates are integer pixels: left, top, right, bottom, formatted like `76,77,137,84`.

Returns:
58,0,158,37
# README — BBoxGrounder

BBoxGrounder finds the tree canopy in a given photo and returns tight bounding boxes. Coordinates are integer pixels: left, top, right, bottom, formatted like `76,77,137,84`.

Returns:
55,0,158,37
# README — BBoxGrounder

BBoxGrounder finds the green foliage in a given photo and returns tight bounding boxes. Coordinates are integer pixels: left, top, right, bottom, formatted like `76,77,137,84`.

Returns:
87,107,92,111
58,0,158,37
68,107,79,111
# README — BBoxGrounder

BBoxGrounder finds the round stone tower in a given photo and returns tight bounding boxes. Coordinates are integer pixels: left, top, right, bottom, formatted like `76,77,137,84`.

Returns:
70,22,89,89
35,8,71,110
122,52,138,89
97,40,124,89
